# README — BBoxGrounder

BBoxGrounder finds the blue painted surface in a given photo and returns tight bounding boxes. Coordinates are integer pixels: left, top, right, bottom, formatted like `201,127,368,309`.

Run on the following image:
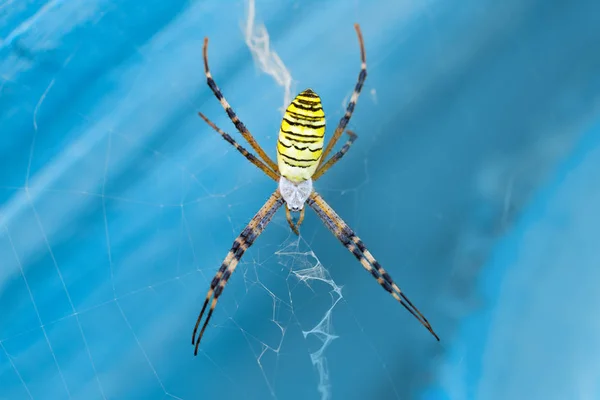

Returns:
1,1,600,399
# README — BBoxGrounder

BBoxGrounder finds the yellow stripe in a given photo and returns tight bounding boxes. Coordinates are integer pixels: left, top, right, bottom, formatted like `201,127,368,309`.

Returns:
281,119,325,134
278,136,322,152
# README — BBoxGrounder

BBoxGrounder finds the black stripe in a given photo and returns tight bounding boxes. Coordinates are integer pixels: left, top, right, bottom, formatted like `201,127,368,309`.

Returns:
381,271,393,286
278,140,292,148
299,90,319,98
281,158,311,168
281,152,319,163
225,107,236,120
347,101,355,113
358,69,366,84
287,110,323,121
221,268,232,282
294,97,321,106
280,128,323,139
207,78,223,101
233,244,245,260
214,282,225,297
279,140,322,153
283,135,320,144
291,100,323,111
282,118,326,130
210,272,222,287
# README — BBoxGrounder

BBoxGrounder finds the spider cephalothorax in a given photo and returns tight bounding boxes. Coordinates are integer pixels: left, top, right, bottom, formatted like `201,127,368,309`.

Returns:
192,24,439,355
278,176,312,212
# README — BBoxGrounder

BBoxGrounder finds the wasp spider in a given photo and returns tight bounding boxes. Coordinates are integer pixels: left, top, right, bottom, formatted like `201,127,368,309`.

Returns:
192,24,439,354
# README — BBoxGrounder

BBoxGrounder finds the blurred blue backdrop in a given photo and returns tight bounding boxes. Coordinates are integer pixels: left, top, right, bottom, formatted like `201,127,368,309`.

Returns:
2,1,600,399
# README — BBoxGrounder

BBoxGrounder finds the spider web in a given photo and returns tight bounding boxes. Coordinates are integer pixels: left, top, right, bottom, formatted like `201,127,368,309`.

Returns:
242,3,343,397
4,1,591,399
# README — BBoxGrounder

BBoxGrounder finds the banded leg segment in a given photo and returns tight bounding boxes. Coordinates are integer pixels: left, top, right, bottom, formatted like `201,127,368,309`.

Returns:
192,191,285,354
198,112,279,181
351,237,434,337
313,130,358,180
318,24,367,167
202,37,279,172
307,191,439,341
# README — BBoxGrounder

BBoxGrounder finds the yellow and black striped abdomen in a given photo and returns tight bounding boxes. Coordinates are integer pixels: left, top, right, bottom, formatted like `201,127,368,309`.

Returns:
277,88,326,182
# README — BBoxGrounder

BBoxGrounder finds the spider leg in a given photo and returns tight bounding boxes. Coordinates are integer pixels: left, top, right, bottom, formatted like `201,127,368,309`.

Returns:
192,190,285,354
307,191,440,341
318,24,367,167
313,130,358,180
295,208,306,231
202,37,279,172
198,112,279,181
350,234,439,338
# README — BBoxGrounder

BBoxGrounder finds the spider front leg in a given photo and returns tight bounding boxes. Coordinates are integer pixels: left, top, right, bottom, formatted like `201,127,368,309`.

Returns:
285,206,305,235
198,112,279,181
319,24,367,166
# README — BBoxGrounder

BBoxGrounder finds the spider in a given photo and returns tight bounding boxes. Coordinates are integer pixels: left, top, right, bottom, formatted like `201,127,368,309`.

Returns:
192,23,439,355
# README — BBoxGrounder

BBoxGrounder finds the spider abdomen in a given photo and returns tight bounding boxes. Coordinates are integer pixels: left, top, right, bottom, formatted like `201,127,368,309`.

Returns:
276,88,326,182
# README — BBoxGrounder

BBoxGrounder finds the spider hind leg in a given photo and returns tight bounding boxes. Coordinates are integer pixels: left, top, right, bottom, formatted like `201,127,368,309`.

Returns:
307,191,440,341
191,191,284,354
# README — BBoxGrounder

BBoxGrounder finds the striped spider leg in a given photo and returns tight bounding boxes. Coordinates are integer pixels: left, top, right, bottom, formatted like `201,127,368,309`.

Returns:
192,190,284,354
307,192,440,340
313,129,357,180
198,111,279,181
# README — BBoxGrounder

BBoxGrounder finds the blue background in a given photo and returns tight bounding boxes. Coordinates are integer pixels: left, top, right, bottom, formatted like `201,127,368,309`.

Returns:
2,1,600,399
